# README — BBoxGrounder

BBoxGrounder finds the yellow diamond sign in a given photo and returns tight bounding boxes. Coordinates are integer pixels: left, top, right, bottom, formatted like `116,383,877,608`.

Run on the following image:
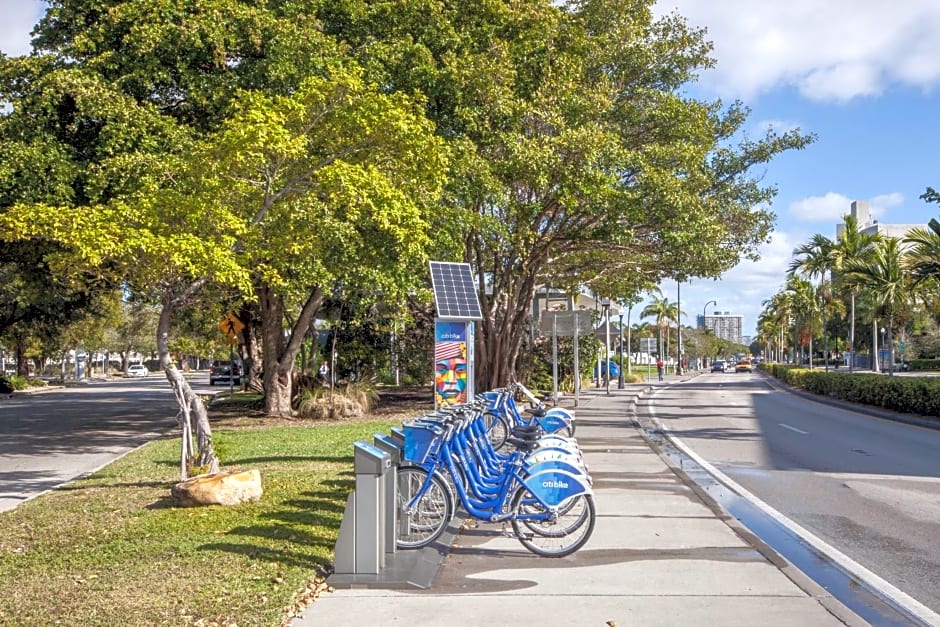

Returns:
219,313,245,337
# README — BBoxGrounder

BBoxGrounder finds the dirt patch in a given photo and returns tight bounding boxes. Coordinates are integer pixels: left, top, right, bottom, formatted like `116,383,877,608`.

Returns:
208,385,434,428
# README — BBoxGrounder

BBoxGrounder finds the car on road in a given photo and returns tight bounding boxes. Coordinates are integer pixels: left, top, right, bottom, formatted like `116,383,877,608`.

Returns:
593,359,622,380
127,364,149,378
711,360,727,372
209,360,241,386
735,359,753,373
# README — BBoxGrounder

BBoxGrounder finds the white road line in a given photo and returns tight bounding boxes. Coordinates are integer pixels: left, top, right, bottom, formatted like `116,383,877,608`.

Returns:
779,423,809,435
645,392,940,626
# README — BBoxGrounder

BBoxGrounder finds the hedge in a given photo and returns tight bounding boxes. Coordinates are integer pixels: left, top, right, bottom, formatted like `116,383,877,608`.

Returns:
758,363,940,418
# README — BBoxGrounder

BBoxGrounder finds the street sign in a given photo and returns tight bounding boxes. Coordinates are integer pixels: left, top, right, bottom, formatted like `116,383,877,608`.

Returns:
640,338,657,353
219,313,245,337
539,311,594,336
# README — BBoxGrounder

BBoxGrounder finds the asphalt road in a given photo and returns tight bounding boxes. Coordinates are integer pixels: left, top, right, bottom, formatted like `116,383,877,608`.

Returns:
0,374,215,513
647,371,940,613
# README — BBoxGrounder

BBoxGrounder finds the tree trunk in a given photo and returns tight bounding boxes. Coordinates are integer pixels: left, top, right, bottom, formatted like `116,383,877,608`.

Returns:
157,288,218,480
237,302,263,392
872,319,879,372
259,284,324,417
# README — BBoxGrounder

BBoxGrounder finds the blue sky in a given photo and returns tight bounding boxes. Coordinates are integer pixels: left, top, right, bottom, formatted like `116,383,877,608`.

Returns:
3,1,940,338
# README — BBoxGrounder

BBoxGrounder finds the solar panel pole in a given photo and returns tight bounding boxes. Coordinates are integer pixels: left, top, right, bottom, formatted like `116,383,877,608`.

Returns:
552,313,559,406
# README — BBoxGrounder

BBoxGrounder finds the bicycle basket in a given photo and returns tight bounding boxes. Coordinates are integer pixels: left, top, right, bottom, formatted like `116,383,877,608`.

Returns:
403,422,443,463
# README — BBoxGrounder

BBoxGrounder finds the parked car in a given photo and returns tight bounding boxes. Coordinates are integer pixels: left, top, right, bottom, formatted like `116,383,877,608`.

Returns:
593,359,622,380
711,360,727,372
209,360,241,386
127,364,149,378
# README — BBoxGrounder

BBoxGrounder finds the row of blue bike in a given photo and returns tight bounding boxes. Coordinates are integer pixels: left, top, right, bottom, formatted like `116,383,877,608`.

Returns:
396,382,595,557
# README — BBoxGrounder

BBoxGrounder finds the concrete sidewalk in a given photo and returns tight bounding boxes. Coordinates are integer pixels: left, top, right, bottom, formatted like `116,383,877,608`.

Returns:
295,376,863,626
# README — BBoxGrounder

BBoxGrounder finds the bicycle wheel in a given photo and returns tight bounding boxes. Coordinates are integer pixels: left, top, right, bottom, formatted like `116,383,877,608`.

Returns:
482,411,511,450
396,466,453,549
510,489,595,557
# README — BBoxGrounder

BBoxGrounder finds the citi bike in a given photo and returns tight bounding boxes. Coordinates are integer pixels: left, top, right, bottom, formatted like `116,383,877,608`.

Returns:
396,402,594,557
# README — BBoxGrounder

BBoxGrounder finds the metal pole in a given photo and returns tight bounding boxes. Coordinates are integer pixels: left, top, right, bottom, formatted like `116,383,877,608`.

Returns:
676,281,682,374
552,314,558,405
573,312,580,407
605,303,611,395
702,300,716,368
618,313,625,389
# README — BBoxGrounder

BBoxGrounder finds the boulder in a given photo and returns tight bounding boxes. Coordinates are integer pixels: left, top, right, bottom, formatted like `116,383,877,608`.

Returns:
172,469,263,507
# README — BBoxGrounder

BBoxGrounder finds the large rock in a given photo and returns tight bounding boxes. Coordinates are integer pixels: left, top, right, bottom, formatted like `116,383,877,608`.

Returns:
172,469,263,507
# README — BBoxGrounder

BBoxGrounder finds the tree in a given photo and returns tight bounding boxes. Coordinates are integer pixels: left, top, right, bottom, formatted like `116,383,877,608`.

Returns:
843,238,911,375
831,213,881,370
641,296,680,362
312,0,814,389
788,233,834,368
199,71,447,416
904,217,940,292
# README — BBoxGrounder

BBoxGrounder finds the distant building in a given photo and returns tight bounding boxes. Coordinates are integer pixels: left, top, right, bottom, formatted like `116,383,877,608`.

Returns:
837,200,924,240
698,312,743,345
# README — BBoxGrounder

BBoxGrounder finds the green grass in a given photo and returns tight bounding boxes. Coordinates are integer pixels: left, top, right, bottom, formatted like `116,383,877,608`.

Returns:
0,418,401,626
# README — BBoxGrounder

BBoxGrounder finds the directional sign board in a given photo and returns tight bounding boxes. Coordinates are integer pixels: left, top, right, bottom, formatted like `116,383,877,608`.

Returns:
640,337,658,353
539,311,594,337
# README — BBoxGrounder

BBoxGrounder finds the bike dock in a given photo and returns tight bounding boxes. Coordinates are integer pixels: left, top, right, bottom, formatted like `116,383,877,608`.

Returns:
298,378,863,626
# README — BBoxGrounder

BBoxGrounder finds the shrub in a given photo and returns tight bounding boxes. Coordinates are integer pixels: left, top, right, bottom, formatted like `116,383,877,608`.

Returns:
0,374,29,392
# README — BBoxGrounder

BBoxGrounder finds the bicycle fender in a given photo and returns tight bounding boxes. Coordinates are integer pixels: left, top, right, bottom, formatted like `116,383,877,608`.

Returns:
537,413,571,433
525,459,587,477
522,469,592,507
544,408,574,422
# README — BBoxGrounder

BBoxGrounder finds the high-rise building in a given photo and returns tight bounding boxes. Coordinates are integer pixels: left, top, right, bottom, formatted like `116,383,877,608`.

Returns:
698,312,743,345
837,200,924,240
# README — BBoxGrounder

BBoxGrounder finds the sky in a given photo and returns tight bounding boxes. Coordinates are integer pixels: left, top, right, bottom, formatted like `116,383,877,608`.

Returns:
3,1,940,339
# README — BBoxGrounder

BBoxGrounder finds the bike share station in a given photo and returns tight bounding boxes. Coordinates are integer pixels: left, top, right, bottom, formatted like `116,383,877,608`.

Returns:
329,262,483,588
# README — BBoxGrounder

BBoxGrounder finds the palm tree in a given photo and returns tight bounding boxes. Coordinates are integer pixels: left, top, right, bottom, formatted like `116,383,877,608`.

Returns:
641,296,681,363
831,214,881,371
761,290,794,363
781,276,819,365
789,234,835,369
843,238,911,375
904,217,940,288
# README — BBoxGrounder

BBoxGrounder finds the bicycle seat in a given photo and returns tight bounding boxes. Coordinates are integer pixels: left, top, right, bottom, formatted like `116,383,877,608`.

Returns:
524,405,547,417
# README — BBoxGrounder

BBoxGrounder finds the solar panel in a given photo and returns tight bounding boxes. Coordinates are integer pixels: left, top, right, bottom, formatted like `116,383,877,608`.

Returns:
429,261,483,320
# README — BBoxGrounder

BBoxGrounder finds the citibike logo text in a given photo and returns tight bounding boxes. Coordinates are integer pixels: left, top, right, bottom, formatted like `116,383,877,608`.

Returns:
541,479,569,489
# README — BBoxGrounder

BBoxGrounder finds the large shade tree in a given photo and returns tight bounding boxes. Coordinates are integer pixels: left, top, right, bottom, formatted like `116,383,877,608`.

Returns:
313,0,814,388
0,1,447,476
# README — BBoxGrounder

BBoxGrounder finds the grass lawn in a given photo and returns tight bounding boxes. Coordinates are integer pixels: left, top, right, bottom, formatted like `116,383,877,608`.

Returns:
0,413,407,626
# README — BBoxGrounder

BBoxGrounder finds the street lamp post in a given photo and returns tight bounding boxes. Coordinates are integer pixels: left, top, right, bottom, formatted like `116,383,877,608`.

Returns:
702,300,716,369
618,312,625,389
880,327,886,372
676,281,682,375
602,300,611,395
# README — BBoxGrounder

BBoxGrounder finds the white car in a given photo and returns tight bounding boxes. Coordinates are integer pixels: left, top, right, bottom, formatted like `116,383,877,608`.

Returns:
127,364,149,378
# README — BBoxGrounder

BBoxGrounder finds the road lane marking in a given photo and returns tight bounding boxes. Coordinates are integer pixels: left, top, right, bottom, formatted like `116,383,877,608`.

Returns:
779,423,808,435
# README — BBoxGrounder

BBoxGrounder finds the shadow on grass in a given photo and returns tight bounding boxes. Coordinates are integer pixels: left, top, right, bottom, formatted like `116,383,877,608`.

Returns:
151,453,354,469
195,488,352,569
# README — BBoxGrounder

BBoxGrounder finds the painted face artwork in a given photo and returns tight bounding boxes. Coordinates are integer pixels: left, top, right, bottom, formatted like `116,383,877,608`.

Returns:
435,356,467,406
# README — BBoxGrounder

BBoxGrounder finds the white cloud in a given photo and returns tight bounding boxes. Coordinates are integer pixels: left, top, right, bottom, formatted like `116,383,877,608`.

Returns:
870,192,904,219
654,0,940,103
788,192,854,223
0,2,45,57
787,191,905,225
